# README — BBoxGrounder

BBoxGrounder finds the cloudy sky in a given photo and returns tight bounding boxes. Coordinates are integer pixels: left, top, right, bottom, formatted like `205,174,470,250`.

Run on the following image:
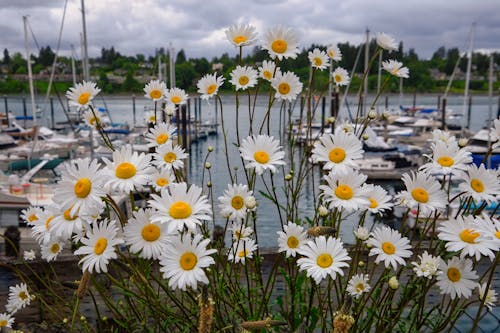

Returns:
1,0,500,61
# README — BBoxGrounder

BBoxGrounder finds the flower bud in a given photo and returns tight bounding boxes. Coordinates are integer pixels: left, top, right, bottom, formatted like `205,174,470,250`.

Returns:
318,205,329,217
382,111,390,120
80,316,87,321
362,134,369,141
207,146,214,152
388,276,399,290
358,261,365,267
207,181,212,188
165,105,176,116
458,138,468,147
205,162,211,169
244,196,257,209
368,109,377,119
285,174,292,181
327,116,336,124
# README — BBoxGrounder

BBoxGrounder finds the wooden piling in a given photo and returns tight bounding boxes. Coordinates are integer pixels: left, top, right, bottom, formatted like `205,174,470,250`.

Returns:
132,95,136,128
3,95,9,127
321,96,325,134
181,104,188,151
22,96,27,127
412,92,416,109
441,97,447,130
467,96,472,129
50,97,55,129
385,95,389,110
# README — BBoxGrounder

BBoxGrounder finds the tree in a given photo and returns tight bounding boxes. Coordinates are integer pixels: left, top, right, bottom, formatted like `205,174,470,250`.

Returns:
37,46,55,67
122,71,141,92
176,49,187,64
175,62,197,90
193,57,210,75
3,48,10,64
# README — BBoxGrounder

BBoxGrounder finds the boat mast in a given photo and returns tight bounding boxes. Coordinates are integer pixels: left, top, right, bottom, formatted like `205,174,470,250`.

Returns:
81,0,90,81
363,28,370,116
71,44,77,86
462,22,475,130
487,53,494,168
23,16,38,129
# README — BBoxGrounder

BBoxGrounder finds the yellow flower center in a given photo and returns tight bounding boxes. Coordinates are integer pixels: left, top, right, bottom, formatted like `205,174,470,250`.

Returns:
278,82,290,95
355,283,365,293
328,51,335,58
141,224,161,242
437,156,454,167
271,39,288,54
28,214,38,222
171,96,182,104
179,252,198,270
94,237,108,255
470,178,484,193
19,291,28,301
233,35,247,44
382,241,396,255
369,198,378,209
459,229,480,244
78,92,90,105
253,150,270,164
207,84,217,95
447,267,461,282
316,253,333,268
169,201,192,219
234,230,244,239
64,207,78,221
328,147,346,163
263,70,272,80
334,75,342,83
115,162,137,179
411,187,429,203
231,195,245,209
156,133,169,144
287,236,299,248
313,57,322,66
391,68,399,75
74,178,92,198
335,185,353,200
50,243,60,254
238,249,249,258
150,89,162,99
156,177,169,187
0,320,7,327
238,76,249,86
164,152,177,163
45,216,54,230
89,116,99,126
495,230,500,239
149,115,156,122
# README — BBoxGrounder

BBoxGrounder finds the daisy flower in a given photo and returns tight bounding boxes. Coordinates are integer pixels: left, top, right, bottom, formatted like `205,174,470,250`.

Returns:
144,122,177,148
55,158,106,216
239,135,286,175
103,145,153,193
346,274,371,299
437,257,478,299
363,184,393,214
148,167,176,192
437,215,497,261
149,182,212,233
327,44,342,61
228,238,258,264
411,251,440,279
311,131,364,174
165,87,189,105
159,234,216,291
82,109,108,128
153,141,189,170
23,249,36,261
458,163,500,204
123,208,169,260
197,73,224,100
144,110,157,125
420,141,472,176
229,65,258,91
66,81,101,109
376,32,398,51
270,71,303,101
383,60,409,78
0,313,14,328
432,129,457,146
144,79,167,101
6,283,32,314
31,208,55,244
258,60,278,81
473,217,500,248
277,222,308,258
262,25,299,60
297,236,350,284
354,226,370,241
218,183,253,220
50,204,85,241
41,239,64,262
319,169,370,213
225,23,258,47
397,171,447,216
308,48,329,70
332,67,350,86
367,225,412,270
478,283,498,311
20,206,42,226
73,220,123,274
229,221,254,241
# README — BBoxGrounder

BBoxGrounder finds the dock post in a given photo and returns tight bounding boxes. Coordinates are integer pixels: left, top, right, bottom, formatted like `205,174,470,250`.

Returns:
187,98,192,145
214,97,218,135
194,97,198,141
437,95,441,110
50,97,55,129
467,96,472,129
412,92,416,110
385,95,389,110
22,96,27,127
132,95,136,128
321,96,325,134
181,104,188,151
3,95,9,127
441,97,447,130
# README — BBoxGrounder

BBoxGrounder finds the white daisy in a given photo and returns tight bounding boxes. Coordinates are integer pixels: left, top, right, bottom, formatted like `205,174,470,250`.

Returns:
153,141,189,171
478,283,498,311
31,207,55,244
332,67,350,86
66,81,101,108
41,239,64,262
20,206,42,226
225,23,258,47
311,131,364,174
164,104,176,117
354,226,370,241
327,44,342,61
229,65,258,91
165,87,189,105
149,182,212,233
438,215,497,261
277,222,308,258
144,79,167,101
73,220,123,274
159,234,216,291
376,32,398,51
397,171,447,216
229,221,254,241
144,110,157,125
262,25,299,60
319,169,370,213
437,257,478,299
297,236,350,284
411,251,440,279
82,109,108,128
197,73,224,100
144,122,177,148
270,71,303,101
363,184,393,214
432,129,457,146
383,60,409,78
228,238,258,264
103,145,153,193
23,249,36,261
308,48,329,70
458,163,500,204
54,158,106,216
367,225,412,270
420,141,472,176
346,274,371,299
473,217,500,248
218,183,253,220
148,167,176,192
0,313,14,328
123,208,169,260
258,60,278,81
239,135,286,175
6,283,32,314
